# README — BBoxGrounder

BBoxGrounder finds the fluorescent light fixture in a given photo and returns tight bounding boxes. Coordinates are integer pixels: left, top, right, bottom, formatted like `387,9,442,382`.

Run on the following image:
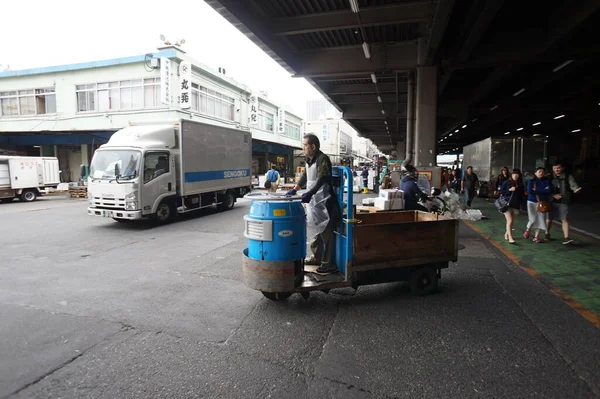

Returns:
371,73,377,84
532,122,541,126
455,129,459,132
349,0,359,13
554,114,565,119
33,145,41,148
513,88,526,97
472,118,478,122
504,131,510,135
572,129,581,133
362,42,371,59
449,133,453,137
377,96,382,103
517,127,524,131
384,121,387,125
553,60,573,73
381,109,385,115
490,105,498,111
532,133,543,137
462,124,467,128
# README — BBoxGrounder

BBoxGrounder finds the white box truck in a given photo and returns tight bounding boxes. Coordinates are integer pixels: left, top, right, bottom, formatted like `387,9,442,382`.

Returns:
87,120,252,223
0,156,60,202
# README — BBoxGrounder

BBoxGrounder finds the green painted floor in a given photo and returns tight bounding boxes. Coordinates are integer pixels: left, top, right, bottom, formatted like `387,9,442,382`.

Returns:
466,198,600,318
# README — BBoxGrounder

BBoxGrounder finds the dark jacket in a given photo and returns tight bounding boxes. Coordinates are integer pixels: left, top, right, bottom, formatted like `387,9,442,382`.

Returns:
361,169,369,179
527,178,551,203
297,150,340,229
401,176,429,210
499,180,525,209
495,174,509,190
462,172,479,191
549,173,580,205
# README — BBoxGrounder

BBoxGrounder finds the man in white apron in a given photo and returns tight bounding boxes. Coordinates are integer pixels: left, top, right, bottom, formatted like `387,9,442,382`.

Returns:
287,134,339,275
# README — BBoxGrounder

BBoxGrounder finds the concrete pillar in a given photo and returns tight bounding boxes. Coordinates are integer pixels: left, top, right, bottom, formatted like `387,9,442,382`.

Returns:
404,71,416,165
81,144,89,166
414,65,437,167
395,142,406,160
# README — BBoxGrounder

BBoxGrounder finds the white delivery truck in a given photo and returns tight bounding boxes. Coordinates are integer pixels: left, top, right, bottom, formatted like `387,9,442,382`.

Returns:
87,120,252,223
0,156,60,203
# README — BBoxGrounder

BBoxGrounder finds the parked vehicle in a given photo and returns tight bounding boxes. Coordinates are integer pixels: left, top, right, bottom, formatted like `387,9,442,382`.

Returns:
462,137,546,197
87,120,252,223
0,156,60,202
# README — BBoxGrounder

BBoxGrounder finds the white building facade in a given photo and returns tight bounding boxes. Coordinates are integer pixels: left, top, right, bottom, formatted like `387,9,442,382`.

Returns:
304,119,354,165
0,46,302,182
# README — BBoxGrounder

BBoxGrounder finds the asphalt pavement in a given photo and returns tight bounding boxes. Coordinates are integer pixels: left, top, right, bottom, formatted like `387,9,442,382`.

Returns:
0,194,598,398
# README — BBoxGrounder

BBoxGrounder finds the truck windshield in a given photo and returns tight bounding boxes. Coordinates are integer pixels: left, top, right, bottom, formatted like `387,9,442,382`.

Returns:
90,150,141,180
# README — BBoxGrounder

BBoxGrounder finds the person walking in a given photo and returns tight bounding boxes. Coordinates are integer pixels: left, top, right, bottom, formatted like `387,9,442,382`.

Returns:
461,166,479,207
494,167,510,197
361,167,369,192
499,169,525,244
546,161,582,244
265,165,280,193
450,169,461,193
523,167,551,242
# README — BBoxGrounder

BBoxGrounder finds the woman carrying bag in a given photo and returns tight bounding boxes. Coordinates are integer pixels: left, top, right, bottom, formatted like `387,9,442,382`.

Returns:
498,169,525,244
523,167,551,242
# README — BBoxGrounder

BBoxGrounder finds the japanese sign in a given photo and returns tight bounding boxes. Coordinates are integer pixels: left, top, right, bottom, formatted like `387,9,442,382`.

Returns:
160,57,172,105
277,106,285,134
249,92,258,125
179,61,191,109
321,124,329,142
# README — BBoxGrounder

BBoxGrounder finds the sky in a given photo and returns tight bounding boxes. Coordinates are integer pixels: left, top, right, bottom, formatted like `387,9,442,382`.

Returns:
0,0,324,118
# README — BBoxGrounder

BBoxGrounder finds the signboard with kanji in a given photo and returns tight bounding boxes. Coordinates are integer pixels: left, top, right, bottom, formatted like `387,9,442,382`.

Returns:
160,57,172,105
277,107,285,134
179,61,191,109
249,93,258,125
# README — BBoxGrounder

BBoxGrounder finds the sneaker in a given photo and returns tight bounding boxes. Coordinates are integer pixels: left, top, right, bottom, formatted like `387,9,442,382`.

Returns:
314,264,338,275
523,230,530,239
563,238,573,245
304,257,321,265
532,236,541,243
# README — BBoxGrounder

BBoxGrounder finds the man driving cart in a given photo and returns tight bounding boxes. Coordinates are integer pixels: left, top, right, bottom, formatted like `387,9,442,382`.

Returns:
287,134,340,275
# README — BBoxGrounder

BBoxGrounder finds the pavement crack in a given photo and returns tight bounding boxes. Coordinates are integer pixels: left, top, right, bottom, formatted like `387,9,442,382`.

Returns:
220,297,262,345
321,376,374,394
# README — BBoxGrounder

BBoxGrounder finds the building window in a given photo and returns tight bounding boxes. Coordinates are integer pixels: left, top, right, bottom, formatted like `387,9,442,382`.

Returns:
259,110,274,132
191,83,235,121
284,122,301,140
76,78,160,112
0,88,56,117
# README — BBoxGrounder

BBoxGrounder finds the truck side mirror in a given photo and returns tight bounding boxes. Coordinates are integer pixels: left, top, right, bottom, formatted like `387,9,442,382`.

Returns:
114,163,121,178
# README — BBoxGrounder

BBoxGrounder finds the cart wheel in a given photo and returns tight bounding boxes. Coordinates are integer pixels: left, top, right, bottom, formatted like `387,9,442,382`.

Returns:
262,291,292,301
409,267,438,296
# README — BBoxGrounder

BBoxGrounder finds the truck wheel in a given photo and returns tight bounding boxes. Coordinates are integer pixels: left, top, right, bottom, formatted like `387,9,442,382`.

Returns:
19,190,37,202
409,266,438,296
1,198,14,203
155,200,176,224
218,191,235,211
262,291,292,301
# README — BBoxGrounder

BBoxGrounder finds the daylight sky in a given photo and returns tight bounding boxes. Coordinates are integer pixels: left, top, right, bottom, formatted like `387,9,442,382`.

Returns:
0,0,324,118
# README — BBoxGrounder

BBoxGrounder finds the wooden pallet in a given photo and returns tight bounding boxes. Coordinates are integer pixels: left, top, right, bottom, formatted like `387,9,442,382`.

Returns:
69,187,88,199
356,206,384,214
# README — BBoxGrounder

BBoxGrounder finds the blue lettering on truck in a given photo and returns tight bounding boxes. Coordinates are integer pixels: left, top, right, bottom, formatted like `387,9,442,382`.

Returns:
185,169,251,183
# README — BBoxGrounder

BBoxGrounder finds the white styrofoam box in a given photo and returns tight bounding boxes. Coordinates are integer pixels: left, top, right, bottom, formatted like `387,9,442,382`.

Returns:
361,197,376,205
353,185,360,193
57,183,70,191
390,198,405,210
374,197,391,210
379,189,404,200
466,209,483,220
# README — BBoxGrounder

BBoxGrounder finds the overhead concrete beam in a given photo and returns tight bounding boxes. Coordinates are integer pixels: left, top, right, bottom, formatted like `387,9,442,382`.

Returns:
424,0,455,65
293,43,418,78
333,93,406,105
329,82,407,95
272,2,434,36
343,104,407,119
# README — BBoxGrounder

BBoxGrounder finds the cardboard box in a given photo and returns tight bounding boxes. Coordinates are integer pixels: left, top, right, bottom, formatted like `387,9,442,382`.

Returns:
379,189,404,200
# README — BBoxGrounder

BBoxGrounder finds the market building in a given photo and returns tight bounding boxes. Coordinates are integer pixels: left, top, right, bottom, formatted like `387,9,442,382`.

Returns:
0,45,303,182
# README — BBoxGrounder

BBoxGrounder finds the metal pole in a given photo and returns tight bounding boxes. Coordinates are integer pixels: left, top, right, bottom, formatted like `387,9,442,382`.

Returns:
403,71,415,167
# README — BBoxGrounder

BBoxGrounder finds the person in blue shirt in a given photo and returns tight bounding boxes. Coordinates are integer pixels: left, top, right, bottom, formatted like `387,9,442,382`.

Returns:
499,169,525,244
523,167,551,242
400,165,429,211
265,165,280,192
